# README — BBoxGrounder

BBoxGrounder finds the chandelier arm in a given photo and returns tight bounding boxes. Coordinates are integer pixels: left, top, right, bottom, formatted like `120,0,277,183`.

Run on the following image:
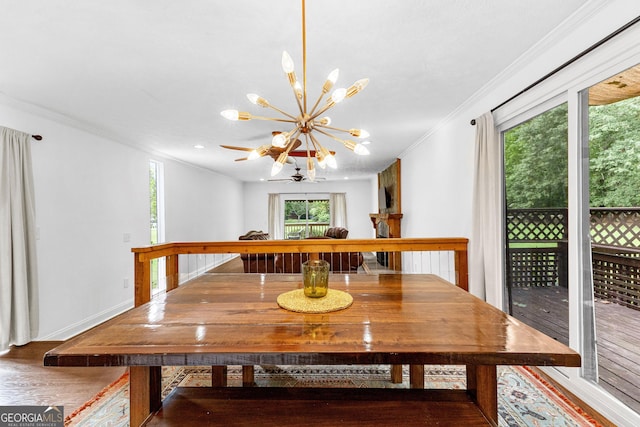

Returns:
314,124,351,134
309,101,337,121
284,129,303,153
308,91,327,118
302,0,307,113
313,127,344,143
267,104,298,120
250,115,297,123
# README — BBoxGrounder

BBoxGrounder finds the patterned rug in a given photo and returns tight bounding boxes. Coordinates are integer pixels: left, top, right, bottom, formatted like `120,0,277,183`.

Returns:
65,365,601,426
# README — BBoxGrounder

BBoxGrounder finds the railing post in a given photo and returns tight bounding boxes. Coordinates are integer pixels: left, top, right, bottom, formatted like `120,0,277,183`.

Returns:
455,248,469,292
166,254,179,292
134,253,151,307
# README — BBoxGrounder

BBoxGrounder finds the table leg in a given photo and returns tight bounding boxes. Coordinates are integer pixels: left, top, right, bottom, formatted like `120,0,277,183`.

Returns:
129,366,152,426
149,366,162,412
242,365,255,386
390,364,403,383
409,364,424,389
212,365,228,387
467,365,498,427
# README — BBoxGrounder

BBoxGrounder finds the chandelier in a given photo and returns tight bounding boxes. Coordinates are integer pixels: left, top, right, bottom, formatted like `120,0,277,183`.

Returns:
220,0,370,181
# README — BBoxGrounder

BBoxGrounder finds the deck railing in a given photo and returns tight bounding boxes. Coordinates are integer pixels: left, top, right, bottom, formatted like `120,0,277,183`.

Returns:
284,222,330,239
131,238,469,306
507,208,640,310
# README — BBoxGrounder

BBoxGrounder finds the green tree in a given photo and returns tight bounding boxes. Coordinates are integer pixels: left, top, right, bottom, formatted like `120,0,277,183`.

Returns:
504,103,568,209
589,96,640,207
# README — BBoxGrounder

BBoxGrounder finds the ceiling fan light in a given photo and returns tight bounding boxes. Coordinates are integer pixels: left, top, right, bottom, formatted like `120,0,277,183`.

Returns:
281,51,295,74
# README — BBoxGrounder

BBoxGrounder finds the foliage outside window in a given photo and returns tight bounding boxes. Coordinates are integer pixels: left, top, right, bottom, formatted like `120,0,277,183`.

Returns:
284,199,330,238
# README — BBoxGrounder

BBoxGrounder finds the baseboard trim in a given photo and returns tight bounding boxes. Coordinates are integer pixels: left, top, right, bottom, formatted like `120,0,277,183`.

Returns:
35,300,133,341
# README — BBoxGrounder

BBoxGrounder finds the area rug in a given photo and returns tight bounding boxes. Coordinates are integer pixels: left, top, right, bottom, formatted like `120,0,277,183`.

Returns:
65,365,601,426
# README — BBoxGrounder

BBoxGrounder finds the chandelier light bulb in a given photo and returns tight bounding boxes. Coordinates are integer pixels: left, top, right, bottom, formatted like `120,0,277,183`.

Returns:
346,78,370,98
247,93,269,107
327,68,340,84
248,149,260,160
349,128,370,138
220,109,239,121
325,153,337,169
354,143,370,155
294,81,303,99
330,88,347,104
317,117,331,126
272,132,288,148
281,51,295,74
271,161,284,176
361,140,371,145
306,157,316,182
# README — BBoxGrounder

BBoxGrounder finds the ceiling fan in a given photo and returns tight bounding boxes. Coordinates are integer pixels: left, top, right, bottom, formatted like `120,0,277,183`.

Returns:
268,166,325,183
221,136,335,163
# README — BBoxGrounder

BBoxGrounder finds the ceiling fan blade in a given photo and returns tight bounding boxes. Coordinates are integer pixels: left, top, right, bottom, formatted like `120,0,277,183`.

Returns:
287,150,336,157
220,145,253,152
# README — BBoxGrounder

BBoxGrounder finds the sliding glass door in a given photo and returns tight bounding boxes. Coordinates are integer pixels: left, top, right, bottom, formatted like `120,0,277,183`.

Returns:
503,102,569,345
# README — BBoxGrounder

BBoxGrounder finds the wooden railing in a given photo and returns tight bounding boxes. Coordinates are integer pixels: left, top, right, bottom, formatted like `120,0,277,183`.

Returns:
132,238,469,306
592,244,640,310
284,222,330,239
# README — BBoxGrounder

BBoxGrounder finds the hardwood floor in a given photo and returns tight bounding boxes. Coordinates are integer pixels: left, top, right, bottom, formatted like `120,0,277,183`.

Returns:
0,341,125,413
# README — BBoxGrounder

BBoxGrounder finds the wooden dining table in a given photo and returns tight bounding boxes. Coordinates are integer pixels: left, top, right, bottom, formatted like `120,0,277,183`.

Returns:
45,273,580,426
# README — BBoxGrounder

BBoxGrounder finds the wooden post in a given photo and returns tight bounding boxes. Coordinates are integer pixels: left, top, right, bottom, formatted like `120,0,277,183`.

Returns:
390,364,403,383
454,248,469,291
166,254,179,292
409,364,425,389
467,365,498,426
211,366,228,387
129,366,151,426
134,253,151,307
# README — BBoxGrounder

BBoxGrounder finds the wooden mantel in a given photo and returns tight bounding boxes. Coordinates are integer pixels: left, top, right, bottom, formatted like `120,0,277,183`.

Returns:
369,213,403,238
370,213,403,270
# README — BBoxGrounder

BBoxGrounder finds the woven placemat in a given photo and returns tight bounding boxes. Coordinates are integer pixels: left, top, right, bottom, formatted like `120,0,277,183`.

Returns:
277,289,353,313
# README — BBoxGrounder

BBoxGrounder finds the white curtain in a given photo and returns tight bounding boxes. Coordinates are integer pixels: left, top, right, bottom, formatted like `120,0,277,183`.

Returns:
330,193,347,228
0,126,39,351
267,193,283,240
469,113,502,304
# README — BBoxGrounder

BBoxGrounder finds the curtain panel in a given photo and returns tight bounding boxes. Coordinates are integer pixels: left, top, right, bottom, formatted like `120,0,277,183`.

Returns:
0,126,39,351
469,113,502,305
329,193,347,229
267,193,283,240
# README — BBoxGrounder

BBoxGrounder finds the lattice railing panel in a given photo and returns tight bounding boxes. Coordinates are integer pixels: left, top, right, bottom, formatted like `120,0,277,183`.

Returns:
507,209,568,242
507,248,566,288
590,208,640,248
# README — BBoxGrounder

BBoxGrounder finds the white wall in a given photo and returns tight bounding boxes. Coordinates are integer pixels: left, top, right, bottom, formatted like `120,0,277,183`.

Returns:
0,99,244,341
399,1,640,425
242,178,377,239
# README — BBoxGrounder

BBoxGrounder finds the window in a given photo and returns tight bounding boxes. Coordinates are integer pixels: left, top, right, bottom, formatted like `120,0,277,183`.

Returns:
149,160,165,294
284,198,329,239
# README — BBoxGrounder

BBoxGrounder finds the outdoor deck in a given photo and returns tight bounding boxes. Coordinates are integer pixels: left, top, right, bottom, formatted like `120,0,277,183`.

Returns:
511,285,640,413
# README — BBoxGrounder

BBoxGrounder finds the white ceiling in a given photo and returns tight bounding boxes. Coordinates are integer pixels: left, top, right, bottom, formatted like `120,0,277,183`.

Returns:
0,0,588,182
